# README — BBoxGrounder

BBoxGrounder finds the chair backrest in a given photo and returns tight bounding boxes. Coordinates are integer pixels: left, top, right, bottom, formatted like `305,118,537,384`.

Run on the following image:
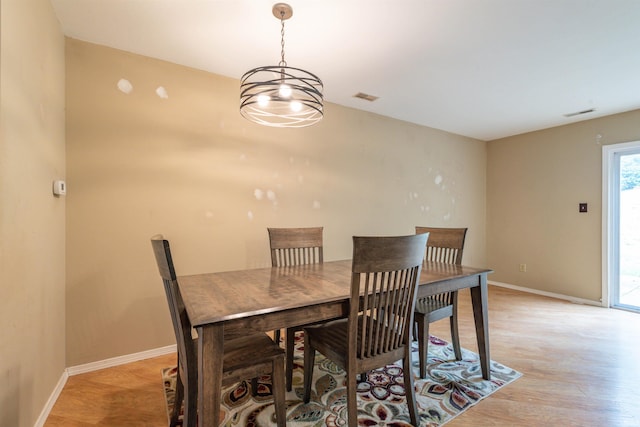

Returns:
349,234,428,360
415,226,467,265
150,235,197,377
268,227,324,267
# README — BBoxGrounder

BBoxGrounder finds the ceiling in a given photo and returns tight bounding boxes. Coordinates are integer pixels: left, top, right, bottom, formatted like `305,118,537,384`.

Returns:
50,0,640,141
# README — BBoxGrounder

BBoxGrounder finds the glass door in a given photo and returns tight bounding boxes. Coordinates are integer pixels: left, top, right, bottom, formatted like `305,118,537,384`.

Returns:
616,151,640,310
604,141,640,313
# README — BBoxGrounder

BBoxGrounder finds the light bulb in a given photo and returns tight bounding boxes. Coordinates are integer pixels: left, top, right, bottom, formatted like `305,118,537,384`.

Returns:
279,84,292,98
290,100,302,112
257,94,270,107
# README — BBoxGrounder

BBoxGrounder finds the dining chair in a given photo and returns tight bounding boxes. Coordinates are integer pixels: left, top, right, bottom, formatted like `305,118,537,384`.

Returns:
302,234,428,427
151,235,287,427
414,226,468,379
268,226,324,391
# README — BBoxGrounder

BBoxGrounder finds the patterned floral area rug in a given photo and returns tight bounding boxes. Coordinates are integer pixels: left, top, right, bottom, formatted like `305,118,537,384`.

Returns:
162,334,521,426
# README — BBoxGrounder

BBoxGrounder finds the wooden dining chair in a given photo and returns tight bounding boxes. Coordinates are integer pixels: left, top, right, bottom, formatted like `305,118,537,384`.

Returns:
268,226,323,391
302,234,428,427
151,235,287,427
414,226,468,378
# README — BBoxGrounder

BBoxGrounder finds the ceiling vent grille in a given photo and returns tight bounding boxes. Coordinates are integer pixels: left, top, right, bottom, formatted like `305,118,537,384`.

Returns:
564,108,595,118
353,92,379,102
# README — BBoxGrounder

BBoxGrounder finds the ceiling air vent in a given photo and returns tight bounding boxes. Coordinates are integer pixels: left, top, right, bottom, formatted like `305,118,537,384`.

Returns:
563,108,595,118
353,92,379,102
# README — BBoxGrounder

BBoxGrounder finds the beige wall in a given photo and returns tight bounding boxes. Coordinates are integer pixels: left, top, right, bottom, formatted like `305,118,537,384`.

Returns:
64,39,487,365
0,0,66,426
487,109,640,302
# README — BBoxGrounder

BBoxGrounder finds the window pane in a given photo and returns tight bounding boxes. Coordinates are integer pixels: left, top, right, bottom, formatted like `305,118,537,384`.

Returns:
619,153,640,309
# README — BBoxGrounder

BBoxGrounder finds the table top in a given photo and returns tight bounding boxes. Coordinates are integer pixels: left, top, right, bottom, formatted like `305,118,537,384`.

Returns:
178,259,492,328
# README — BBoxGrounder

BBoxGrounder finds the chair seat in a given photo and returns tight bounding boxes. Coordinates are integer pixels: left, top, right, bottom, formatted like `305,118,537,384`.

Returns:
190,329,282,376
415,296,452,314
223,333,284,379
305,316,410,372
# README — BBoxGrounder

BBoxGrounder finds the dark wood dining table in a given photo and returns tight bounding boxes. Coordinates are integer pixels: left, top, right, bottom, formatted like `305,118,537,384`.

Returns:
178,259,492,427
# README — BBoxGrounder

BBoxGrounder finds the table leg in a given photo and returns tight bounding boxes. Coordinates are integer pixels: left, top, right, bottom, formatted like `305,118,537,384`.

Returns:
470,273,491,380
197,324,224,427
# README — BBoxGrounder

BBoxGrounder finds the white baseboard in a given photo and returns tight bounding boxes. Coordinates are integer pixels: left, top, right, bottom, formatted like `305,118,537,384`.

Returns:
489,280,604,307
34,370,69,427
37,344,177,426
66,344,177,376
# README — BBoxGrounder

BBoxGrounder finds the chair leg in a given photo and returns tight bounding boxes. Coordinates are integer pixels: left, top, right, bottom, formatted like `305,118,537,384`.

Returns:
271,356,287,427
285,328,296,391
416,314,430,379
403,352,419,426
183,373,198,427
274,329,282,346
450,291,462,360
251,377,259,396
170,370,184,427
346,366,358,427
303,333,316,403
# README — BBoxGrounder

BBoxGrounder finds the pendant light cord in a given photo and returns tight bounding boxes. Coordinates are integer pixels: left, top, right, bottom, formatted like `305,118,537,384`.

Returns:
279,12,287,67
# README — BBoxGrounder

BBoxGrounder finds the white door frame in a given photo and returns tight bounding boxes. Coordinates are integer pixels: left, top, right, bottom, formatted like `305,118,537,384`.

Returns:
602,140,640,308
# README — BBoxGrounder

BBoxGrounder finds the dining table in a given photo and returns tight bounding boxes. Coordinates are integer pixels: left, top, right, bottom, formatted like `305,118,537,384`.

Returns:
178,259,493,427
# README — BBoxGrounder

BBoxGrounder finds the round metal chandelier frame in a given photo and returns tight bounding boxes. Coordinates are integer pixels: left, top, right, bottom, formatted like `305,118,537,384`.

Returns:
239,3,324,128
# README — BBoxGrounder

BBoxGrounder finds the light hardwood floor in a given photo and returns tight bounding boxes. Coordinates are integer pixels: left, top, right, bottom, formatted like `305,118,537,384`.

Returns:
45,286,640,426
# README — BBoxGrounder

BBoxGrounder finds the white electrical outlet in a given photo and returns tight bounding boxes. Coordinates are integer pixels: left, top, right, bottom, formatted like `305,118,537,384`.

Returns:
519,263,527,272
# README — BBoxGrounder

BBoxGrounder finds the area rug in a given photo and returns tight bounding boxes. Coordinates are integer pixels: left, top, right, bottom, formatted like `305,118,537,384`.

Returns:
162,334,521,426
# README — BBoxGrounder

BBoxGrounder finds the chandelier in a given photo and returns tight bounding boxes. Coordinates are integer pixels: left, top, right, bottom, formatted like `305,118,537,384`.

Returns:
240,3,323,128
